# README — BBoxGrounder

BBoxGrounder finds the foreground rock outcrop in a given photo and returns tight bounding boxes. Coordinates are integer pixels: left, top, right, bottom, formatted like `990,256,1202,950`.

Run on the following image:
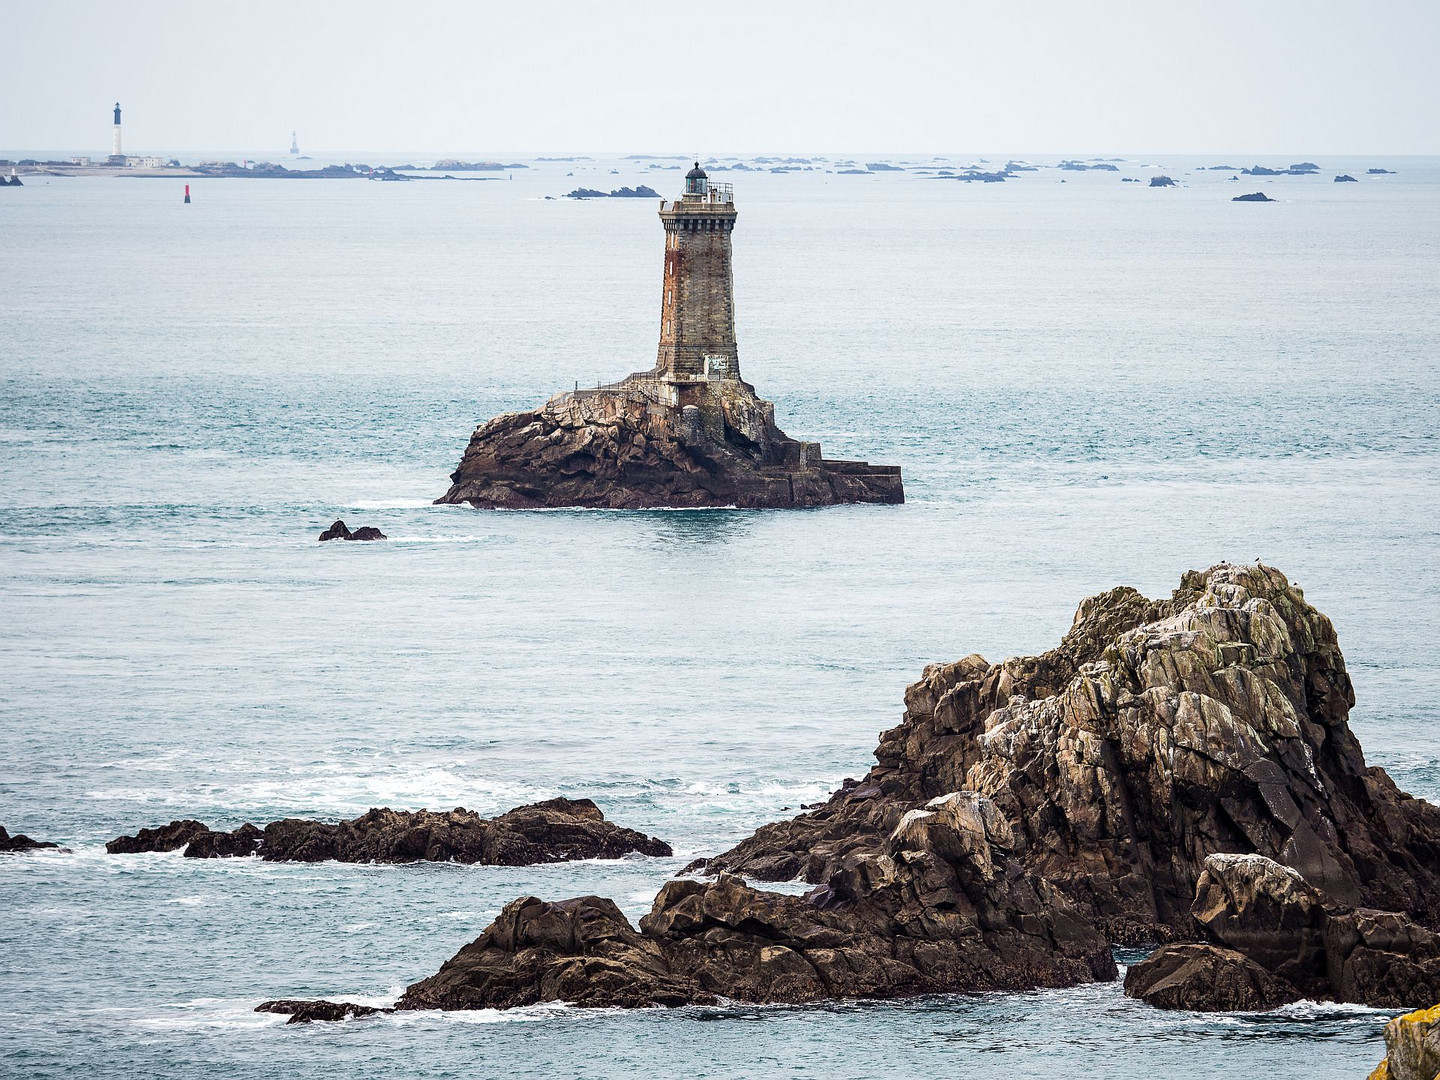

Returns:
0,825,58,853
696,564,1440,944
437,387,903,509
262,563,1440,1017
108,798,670,864
395,792,1115,1011
1369,1004,1440,1080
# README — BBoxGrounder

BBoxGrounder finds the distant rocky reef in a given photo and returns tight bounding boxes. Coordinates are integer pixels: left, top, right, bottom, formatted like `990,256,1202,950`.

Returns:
264,563,1440,1017
108,798,670,865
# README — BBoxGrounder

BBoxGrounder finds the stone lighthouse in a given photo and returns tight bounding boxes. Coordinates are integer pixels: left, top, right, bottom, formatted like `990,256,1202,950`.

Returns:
110,103,123,163
656,163,740,385
438,163,904,508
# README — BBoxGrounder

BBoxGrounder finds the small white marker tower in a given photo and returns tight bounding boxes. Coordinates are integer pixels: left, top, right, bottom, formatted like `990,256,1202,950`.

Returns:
110,102,123,162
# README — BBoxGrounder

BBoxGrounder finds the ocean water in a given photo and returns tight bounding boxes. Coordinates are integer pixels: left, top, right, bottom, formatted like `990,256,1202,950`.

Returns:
1,156,1437,1078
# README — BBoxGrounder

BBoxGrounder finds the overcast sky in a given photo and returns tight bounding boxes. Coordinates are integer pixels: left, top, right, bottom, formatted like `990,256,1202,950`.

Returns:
4,0,1437,156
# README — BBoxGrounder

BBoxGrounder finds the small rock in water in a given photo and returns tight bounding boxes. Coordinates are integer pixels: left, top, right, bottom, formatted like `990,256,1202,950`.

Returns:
256,999,390,1024
318,519,386,542
1149,175,1176,187
1334,174,1358,182
0,825,59,853
1233,191,1275,202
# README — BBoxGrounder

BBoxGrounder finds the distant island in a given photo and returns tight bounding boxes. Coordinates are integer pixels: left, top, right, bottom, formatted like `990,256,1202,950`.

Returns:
565,185,660,199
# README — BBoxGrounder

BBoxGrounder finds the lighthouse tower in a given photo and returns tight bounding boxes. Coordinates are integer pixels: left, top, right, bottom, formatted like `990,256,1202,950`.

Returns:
109,103,123,163
656,163,739,384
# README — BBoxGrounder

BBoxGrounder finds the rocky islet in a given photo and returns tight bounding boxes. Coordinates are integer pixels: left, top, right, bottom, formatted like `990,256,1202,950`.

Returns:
266,562,1440,1018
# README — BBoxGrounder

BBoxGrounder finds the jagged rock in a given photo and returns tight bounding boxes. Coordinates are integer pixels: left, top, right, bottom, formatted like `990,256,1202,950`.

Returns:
1123,944,1300,1011
104,819,209,854
1191,853,1440,1009
392,791,1116,1012
1149,175,1176,187
1335,174,1359,183
318,519,386,541
256,999,389,1024
436,388,902,509
108,798,671,865
0,825,58,853
1369,1004,1440,1080
1233,192,1274,202
693,564,1440,944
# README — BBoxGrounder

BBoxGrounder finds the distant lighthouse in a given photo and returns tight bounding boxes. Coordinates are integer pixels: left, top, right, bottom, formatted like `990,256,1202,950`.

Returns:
289,130,300,155
110,102,123,162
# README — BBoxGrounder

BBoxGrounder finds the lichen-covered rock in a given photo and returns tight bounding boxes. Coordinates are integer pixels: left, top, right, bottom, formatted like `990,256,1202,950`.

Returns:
108,798,671,865
1123,943,1300,1011
1369,1004,1440,1080
435,385,902,510
392,790,1116,1012
696,564,1440,943
0,825,59,853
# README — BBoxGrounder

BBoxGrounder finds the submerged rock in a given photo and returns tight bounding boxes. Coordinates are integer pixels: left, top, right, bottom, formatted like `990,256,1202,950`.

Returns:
0,825,59,853
1369,1004,1440,1080
108,798,671,865
695,563,1440,944
256,999,389,1024
318,519,386,541
395,793,1116,1012
1123,943,1300,1011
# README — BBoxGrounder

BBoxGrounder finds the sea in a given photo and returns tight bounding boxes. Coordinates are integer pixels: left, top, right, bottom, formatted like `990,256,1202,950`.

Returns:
1,153,1437,1078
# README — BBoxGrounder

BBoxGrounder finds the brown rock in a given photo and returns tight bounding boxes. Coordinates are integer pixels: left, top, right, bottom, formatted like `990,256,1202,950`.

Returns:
393,790,1116,1012
696,564,1440,943
1123,943,1301,1011
435,387,902,510
1192,852,1440,1009
108,798,671,865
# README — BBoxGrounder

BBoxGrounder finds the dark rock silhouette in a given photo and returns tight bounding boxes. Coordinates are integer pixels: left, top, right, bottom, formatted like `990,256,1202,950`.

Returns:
318,519,386,542
0,825,58,852
108,798,671,864
256,1000,389,1024
1149,175,1176,187
1335,174,1359,183
1233,192,1274,202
